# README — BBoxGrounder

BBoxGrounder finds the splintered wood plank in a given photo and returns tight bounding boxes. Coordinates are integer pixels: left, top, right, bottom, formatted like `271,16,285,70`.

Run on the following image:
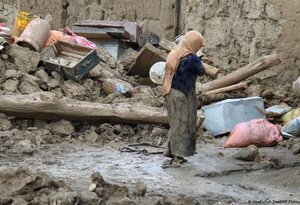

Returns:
128,43,168,78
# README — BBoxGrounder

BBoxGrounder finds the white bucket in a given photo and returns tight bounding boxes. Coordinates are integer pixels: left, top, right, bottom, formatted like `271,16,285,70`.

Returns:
149,61,165,85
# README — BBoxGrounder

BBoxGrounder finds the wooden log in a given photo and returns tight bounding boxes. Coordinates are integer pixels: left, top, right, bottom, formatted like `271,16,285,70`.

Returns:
0,92,168,124
158,38,220,78
204,81,249,95
201,54,281,92
197,93,247,108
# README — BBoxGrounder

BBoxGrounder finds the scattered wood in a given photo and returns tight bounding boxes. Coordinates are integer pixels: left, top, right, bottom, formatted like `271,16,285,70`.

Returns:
128,43,168,78
0,92,168,125
158,38,220,78
71,20,142,43
204,81,249,95
198,93,247,108
200,54,281,92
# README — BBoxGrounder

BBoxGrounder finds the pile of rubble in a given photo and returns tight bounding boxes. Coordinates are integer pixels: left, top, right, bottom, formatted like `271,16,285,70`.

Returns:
0,44,162,107
1,7,300,204
0,166,201,205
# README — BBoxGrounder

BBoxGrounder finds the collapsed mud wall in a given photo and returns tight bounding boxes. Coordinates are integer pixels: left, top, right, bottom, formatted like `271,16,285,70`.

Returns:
5,0,300,97
186,0,300,97
17,0,181,40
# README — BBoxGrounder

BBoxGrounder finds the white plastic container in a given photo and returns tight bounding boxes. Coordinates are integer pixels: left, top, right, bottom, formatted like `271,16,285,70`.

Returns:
149,61,165,85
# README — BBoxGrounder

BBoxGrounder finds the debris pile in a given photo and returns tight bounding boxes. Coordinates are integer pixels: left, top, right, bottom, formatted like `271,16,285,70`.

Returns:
0,5,300,204
0,166,201,205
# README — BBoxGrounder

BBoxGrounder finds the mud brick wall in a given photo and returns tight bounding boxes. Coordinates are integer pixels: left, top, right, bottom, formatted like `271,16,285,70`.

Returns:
185,0,300,97
18,0,182,40
7,0,300,97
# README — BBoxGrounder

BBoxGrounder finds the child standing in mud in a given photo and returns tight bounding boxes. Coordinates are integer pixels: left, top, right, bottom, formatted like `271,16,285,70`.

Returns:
162,31,205,168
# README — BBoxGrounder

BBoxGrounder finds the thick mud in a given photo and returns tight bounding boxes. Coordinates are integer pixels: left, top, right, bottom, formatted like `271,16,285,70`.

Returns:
1,138,299,204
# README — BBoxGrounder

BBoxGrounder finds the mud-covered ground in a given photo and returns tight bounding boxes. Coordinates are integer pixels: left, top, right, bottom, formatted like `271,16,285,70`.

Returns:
1,131,300,204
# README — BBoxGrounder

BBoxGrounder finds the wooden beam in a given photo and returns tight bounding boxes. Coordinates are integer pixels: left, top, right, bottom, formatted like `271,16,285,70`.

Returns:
0,92,168,125
200,54,281,92
203,82,249,95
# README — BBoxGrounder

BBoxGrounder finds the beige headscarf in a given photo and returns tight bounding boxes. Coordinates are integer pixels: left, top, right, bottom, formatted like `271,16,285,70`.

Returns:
162,31,204,96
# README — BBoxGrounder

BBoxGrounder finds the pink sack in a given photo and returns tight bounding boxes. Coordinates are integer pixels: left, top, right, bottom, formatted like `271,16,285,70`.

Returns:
224,119,283,148
62,28,97,50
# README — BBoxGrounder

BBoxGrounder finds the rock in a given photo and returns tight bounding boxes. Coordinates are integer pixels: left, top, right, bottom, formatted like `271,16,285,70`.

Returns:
89,62,121,79
292,77,300,97
150,127,165,138
79,191,100,205
133,180,147,197
114,125,122,135
5,62,18,71
12,140,36,154
261,90,274,99
18,81,41,94
62,80,86,100
83,79,94,93
47,71,63,89
118,48,138,70
246,84,263,97
90,172,128,200
35,69,51,84
202,131,214,139
4,69,22,79
18,74,42,94
0,117,12,130
0,167,53,198
12,198,29,205
163,195,200,205
49,119,74,136
2,79,18,92
84,130,100,143
22,73,42,84
292,143,300,154
96,47,117,68
1,54,9,61
107,198,136,205
34,129,57,145
233,145,259,161
49,192,79,205
51,87,64,98
47,79,61,89
82,78,100,101
8,44,40,73
91,172,105,186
